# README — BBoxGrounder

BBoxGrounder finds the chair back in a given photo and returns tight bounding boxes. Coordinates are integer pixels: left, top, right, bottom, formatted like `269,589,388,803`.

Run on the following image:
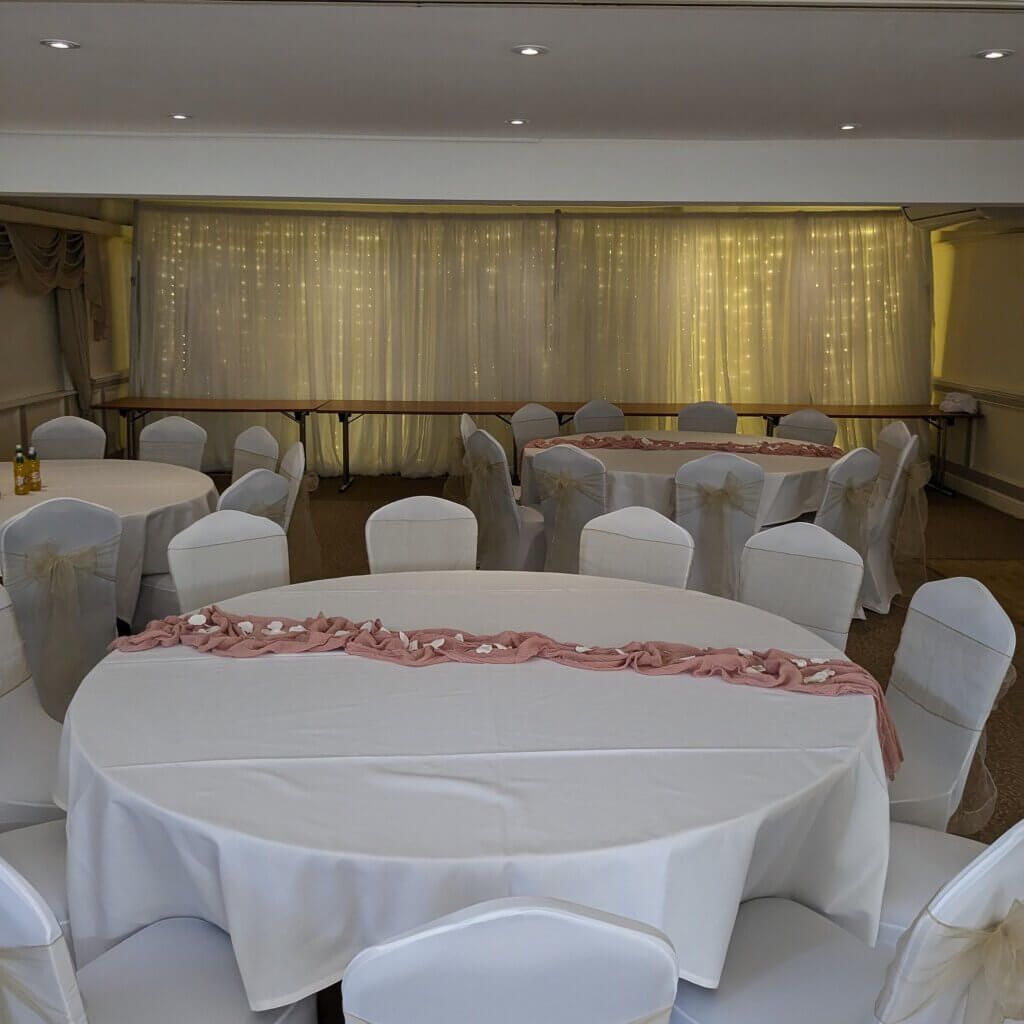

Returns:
887,577,1015,830
873,435,921,554
278,442,306,532
677,402,738,434
512,403,560,450
775,408,837,446
674,453,763,599
874,818,1024,1024
365,497,477,574
739,523,863,650
218,469,290,528
875,421,913,499
138,416,207,470
573,400,624,435
231,425,279,482
0,498,120,721
465,430,522,571
168,510,289,614
342,897,679,1024
0,583,32,700
460,414,478,448
0,856,86,1024
30,416,105,461
814,447,880,560
580,507,694,589
532,444,607,574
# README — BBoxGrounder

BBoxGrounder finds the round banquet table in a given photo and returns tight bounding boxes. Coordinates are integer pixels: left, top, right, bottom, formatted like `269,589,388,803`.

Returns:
59,571,890,1011
520,430,836,526
0,459,217,621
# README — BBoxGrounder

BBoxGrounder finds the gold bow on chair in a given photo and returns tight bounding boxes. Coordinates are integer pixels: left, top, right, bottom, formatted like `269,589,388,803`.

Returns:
249,497,288,527
533,466,606,574
877,900,1024,1024
819,477,876,558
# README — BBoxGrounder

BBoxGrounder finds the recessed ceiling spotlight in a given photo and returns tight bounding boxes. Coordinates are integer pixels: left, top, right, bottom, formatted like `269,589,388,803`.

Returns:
40,38,80,50
974,48,1014,60
511,44,549,56
839,122,860,131
506,117,530,126
168,113,192,121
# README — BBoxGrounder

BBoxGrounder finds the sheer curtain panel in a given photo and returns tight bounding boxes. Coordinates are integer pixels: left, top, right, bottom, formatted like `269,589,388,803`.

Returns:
134,208,932,475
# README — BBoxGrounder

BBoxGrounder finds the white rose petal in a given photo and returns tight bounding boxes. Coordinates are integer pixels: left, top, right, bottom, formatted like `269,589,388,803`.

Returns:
361,621,374,632
575,645,592,654
334,630,350,638
187,613,207,626
494,643,507,650
268,621,283,632
615,648,626,656
429,638,445,649
791,657,808,668
748,665,765,673
409,640,419,652
199,625,220,634
237,621,254,635
288,625,306,633
476,644,493,655
809,657,829,665
454,633,464,642
807,669,836,683
399,631,409,648
738,647,753,656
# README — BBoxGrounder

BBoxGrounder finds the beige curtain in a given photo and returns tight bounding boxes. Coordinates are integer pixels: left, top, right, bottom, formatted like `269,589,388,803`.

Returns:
134,207,932,476
0,224,107,414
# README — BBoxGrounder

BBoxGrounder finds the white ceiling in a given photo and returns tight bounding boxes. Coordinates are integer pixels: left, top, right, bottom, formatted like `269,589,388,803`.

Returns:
1,2,1023,139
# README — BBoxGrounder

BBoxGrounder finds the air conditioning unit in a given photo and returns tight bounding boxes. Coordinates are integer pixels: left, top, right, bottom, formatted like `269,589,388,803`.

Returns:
903,206,1024,231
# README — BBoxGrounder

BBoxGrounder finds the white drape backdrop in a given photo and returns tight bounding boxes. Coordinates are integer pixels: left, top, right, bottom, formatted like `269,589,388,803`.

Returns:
134,207,932,476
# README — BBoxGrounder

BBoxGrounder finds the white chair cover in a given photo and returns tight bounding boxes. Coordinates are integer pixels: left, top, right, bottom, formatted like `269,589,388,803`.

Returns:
137,416,207,471
875,818,1024,1024
365,497,477,574
674,454,764,599
217,469,290,528
342,897,679,1024
862,435,928,614
465,430,545,571
0,821,70,946
887,577,1015,831
278,442,305,532
739,523,863,651
231,426,279,483
580,507,694,589
0,586,62,832
459,414,477,448
813,447,880,566
875,420,913,501
511,403,560,450
30,417,106,461
573,399,625,434
0,855,84,1024
532,444,607,574
168,510,290,614
0,499,121,721
774,408,838,446
677,403,738,434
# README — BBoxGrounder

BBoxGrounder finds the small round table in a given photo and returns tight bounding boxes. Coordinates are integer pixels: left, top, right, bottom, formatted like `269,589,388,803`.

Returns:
0,459,217,620
520,430,836,525
61,571,889,1010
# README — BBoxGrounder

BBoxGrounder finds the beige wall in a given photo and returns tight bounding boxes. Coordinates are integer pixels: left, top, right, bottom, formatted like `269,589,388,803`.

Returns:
933,228,1024,517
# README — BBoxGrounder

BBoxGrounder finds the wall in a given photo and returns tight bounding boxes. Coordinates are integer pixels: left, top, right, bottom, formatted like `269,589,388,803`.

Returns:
933,227,1024,518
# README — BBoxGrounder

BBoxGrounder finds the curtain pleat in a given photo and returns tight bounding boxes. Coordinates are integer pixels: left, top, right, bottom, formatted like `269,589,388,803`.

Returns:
134,208,932,476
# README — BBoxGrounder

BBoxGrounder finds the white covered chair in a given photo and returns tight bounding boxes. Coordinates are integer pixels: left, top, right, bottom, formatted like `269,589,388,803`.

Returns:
580,507,694,589
874,420,913,502
138,415,207,471
774,408,838,446
459,413,477,448
739,523,863,651
0,854,316,1024
674,454,763,599
365,497,477,574
342,897,679,1024
464,430,545,571
218,469,290,528
278,441,306,532
511,403,560,451
168,510,289,614
0,498,121,722
532,444,607,574
231,425,279,483
862,434,926,614
677,402,737,434
813,447,880,564
886,576,1015,832
31,416,106,460
0,819,69,941
0,585,62,833
672,818,1024,1024
573,399,624,434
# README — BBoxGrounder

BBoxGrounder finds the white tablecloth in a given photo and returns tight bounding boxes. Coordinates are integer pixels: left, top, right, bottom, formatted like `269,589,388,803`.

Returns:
0,460,217,620
60,572,889,1010
520,431,834,526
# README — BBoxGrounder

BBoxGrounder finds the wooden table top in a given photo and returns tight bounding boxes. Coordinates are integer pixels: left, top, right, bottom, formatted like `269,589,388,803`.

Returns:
95,397,329,414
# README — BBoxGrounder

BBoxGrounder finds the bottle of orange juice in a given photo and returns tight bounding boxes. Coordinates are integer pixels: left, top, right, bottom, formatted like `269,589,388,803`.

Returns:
27,446,41,491
13,450,29,496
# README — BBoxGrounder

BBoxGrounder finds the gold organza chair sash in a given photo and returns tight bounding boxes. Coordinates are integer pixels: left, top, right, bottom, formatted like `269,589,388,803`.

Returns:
533,465,606,572
0,939,86,1024
818,478,876,557
892,459,930,594
4,538,119,720
877,900,1024,1024
467,453,520,566
676,472,761,597
249,497,288,527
